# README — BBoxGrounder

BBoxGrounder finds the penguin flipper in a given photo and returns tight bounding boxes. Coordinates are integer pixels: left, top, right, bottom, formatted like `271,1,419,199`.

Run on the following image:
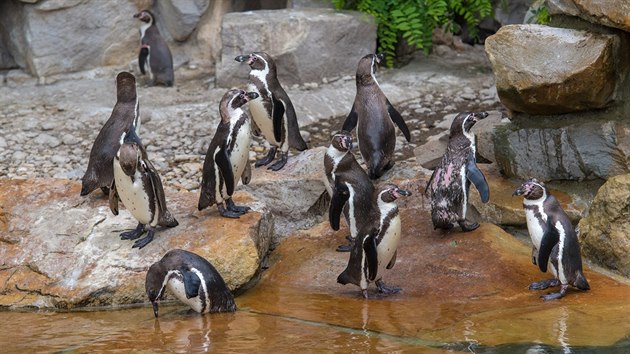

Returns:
364,229,379,281
182,270,202,299
281,96,308,151
215,145,235,196
386,99,411,142
425,166,440,196
271,96,286,143
538,218,560,273
139,47,149,75
466,157,489,203
143,158,178,227
108,180,119,216
329,182,350,231
386,250,397,269
342,103,358,132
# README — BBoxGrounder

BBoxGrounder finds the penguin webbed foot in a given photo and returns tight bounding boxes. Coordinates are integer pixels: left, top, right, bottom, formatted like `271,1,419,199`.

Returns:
255,147,277,168
268,152,288,171
361,289,369,299
541,284,568,301
132,229,155,249
226,199,250,215
458,220,479,232
121,223,145,240
335,235,354,252
376,279,401,295
218,203,242,218
529,278,561,291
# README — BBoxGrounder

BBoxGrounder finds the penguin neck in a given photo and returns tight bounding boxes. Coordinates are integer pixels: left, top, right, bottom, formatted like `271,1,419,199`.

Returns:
377,196,397,226
250,67,270,90
140,21,152,40
523,191,547,206
356,74,379,89
326,145,347,164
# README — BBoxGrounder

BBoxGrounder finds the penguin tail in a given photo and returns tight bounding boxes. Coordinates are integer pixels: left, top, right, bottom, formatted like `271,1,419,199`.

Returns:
198,190,211,211
159,210,179,228
80,173,97,196
211,289,237,313
575,271,590,291
337,270,351,285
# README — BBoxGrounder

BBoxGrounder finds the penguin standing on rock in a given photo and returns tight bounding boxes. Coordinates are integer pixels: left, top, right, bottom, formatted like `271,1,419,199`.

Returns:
198,89,259,218
235,52,308,171
146,249,237,317
342,53,411,179
337,184,411,299
324,131,374,252
81,72,139,197
109,124,178,249
134,10,174,87
513,178,590,300
426,111,489,232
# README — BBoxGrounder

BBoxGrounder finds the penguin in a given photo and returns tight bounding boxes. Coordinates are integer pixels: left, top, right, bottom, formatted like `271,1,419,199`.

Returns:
81,71,139,197
109,123,178,249
324,131,374,252
234,52,308,171
342,53,411,179
134,10,174,87
146,249,237,317
425,111,490,232
337,183,411,299
198,89,259,218
513,178,590,300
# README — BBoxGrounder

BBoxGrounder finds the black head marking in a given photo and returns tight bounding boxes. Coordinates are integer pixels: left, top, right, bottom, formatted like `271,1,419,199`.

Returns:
133,10,155,24
330,131,353,152
219,89,257,123
513,178,547,200
235,52,275,72
145,262,167,317
450,111,488,137
355,53,381,86
116,71,137,103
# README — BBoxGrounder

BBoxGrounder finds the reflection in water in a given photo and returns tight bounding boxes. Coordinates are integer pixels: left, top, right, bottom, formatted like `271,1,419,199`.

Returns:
555,306,571,354
463,319,478,352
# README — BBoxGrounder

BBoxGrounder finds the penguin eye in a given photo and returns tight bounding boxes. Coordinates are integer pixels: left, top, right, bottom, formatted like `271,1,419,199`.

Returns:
252,56,258,61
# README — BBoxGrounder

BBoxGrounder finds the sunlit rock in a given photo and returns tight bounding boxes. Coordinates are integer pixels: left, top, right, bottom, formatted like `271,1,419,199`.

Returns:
0,179,273,309
485,25,619,114
548,0,630,32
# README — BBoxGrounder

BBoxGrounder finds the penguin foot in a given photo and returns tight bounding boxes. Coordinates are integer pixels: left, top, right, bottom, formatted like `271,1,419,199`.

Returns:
458,221,479,232
529,278,561,290
100,186,110,196
121,223,145,240
218,204,242,218
268,153,288,171
226,199,250,214
376,279,401,295
362,289,369,299
255,147,277,167
132,229,155,249
541,284,568,301
336,243,352,252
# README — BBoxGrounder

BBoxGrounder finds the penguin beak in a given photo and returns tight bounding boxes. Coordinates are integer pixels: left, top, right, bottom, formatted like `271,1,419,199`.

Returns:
512,186,525,196
395,188,412,197
133,12,140,18
475,112,489,120
343,136,353,150
235,55,253,65
246,92,259,100
152,301,159,318
375,53,384,64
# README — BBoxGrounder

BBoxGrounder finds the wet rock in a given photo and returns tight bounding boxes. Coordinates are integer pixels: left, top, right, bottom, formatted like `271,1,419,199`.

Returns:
0,179,273,309
548,0,630,32
216,8,376,87
485,25,619,114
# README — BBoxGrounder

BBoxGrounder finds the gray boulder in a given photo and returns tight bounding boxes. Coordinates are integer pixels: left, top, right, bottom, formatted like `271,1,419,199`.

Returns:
548,0,630,32
216,8,376,87
156,0,210,42
485,24,620,115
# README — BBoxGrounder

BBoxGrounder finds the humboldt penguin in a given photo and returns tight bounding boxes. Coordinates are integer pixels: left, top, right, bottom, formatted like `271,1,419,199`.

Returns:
109,124,178,249
134,9,174,87
81,71,139,197
146,249,237,317
198,89,259,218
324,131,374,252
235,52,308,171
342,53,411,179
513,179,590,300
426,111,489,232
337,183,411,299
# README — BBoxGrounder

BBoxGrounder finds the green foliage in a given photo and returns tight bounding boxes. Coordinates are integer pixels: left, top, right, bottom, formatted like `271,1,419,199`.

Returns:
333,0,493,67
527,5,551,25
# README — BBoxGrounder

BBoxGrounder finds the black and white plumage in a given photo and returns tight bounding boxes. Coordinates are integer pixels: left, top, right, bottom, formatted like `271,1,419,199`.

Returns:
426,111,489,232
337,184,411,299
81,72,139,197
134,10,174,87
146,249,236,317
109,124,178,249
342,53,411,180
513,179,590,300
198,89,258,218
324,131,374,252
235,52,308,171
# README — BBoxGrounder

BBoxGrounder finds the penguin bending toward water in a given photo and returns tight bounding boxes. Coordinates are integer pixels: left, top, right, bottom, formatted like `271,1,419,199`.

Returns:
134,10,174,87
324,131,374,252
337,184,411,299
235,52,308,171
109,124,178,249
146,249,236,317
342,53,411,179
198,89,258,218
426,111,489,232
81,72,139,197
513,179,590,300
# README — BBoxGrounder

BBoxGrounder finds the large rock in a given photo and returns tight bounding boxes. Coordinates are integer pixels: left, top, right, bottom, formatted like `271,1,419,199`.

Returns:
485,24,619,114
0,179,273,309
493,119,630,181
579,174,630,276
548,0,630,32
156,0,210,42
216,8,376,87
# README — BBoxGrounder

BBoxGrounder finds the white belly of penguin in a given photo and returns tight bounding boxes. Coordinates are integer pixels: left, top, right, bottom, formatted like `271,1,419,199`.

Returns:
524,202,545,250
165,277,205,313
249,96,280,147
113,160,155,226
229,124,251,188
374,215,401,281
